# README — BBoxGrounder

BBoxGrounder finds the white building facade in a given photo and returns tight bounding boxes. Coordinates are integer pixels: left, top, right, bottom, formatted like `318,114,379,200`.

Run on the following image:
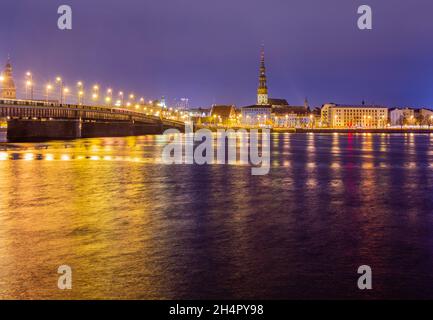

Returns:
321,103,388,128
389,108,415,126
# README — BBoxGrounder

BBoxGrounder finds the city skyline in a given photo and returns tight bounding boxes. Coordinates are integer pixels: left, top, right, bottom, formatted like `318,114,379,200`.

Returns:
1,0,433,108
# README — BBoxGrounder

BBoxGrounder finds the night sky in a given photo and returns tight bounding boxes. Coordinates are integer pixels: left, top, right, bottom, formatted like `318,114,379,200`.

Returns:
1,0,433,108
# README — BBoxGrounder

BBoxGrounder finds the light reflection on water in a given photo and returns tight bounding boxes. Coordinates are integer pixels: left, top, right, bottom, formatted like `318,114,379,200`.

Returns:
0,132,433,299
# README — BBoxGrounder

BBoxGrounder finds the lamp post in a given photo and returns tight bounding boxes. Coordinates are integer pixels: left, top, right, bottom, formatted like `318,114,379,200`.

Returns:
106,88,113,106
56,77,63,104
92,85,99,105
63,87,70,104
25,80,31,99
25,72,33,100
118,91,124,107
77,81,84,105
45,84,52,102
129,93,135,106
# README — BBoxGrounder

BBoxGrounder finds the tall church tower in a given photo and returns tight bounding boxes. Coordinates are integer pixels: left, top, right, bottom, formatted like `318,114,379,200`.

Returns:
257,45,268,105
0,58,17,99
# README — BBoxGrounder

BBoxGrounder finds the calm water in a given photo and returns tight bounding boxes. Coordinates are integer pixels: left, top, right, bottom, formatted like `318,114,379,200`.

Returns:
0,131,433,299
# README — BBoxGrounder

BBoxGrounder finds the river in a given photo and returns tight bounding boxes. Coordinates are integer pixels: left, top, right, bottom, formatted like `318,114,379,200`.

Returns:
0,132,432,299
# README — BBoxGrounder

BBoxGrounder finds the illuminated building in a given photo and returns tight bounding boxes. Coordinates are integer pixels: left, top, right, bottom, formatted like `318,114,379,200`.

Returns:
242,46,290,125
389,108,415,126
242,47,312,127
0,58,16,99
210,105,236,125
271,99,312,128
321,103,388,128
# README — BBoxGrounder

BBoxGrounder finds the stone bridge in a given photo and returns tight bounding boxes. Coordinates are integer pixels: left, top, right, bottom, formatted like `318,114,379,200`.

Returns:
0,99,185,141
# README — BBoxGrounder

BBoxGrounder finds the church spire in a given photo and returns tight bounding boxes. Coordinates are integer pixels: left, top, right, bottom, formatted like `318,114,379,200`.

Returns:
257,44,268,105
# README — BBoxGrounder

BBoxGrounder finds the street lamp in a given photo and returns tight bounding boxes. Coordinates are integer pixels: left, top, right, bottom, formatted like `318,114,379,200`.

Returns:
25,80,32,100
92,93,99,103
129,94,135,105
45,84,52,102
25,72,33,100
56,77,64,104
90,85,99,105
78,91,84,105
63,87,70,104
118,91,124,107
77,81,84,105
106,88,113,106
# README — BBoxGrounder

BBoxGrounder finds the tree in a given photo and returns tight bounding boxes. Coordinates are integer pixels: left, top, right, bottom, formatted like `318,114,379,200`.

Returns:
397,115,404,129
416,114,425,127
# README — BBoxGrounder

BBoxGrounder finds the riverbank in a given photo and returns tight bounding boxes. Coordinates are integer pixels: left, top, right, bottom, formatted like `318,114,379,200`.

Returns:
291,128,433,134
197,126,433,134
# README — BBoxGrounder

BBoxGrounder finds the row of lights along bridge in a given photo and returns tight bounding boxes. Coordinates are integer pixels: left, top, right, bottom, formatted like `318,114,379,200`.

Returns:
0,70,193,120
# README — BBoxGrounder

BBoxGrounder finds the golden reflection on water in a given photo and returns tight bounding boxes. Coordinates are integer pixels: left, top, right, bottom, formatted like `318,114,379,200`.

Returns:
331,133,340,153
0,133,432,299
329,134,343,194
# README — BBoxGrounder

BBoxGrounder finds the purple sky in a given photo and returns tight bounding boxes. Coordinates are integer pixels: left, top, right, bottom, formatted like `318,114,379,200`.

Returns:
1,0,433,107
